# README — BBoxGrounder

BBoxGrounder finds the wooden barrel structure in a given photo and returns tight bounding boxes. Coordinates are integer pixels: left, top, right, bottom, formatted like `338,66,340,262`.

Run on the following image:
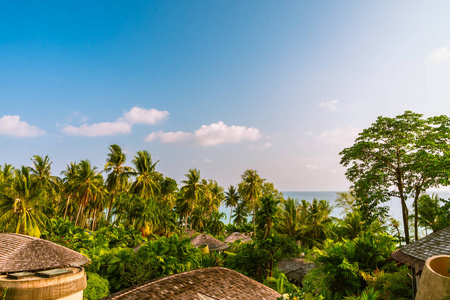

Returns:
0,267,86,300
416,255,450,300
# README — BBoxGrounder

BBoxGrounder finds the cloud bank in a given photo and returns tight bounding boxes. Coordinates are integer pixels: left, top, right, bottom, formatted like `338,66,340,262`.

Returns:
0,115,45,137
145,121,261,146
63,106,168,137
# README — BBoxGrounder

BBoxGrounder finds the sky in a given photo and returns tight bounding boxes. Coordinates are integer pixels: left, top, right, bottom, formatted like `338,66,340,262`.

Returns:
1,1,450,191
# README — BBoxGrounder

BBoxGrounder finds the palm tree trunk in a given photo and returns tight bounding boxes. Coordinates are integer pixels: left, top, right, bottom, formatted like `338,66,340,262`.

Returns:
229,207,233,224
63,196,71,219
75,204,82,226
252,196,256,237
106,194,114,225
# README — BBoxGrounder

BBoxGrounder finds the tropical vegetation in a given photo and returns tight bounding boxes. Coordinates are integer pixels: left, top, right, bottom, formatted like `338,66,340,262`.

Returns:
1,111,449,299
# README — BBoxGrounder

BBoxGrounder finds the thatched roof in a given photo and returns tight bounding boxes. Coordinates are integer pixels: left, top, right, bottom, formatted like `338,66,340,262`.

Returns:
391,226,450,274
190,234,229,251
0,233,90,274
224,232,252,244
101,267,281,300
182,229,198,239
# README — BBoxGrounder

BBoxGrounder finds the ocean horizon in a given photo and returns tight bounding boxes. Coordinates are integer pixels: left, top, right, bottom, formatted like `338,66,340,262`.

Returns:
219,190,450,225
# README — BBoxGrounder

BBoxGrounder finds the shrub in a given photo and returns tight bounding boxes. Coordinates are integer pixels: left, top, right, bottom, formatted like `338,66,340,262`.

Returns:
362,268,413,300
84,272,110,300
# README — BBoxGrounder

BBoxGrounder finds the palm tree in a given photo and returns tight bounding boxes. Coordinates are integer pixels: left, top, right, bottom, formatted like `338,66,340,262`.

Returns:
201,180,224,218
298,198,332,247
0,163,14,193
30,155,60,214
179,168,203,230
104,144,133,224
231,199,249,226
238,169,264,236
276,197,300,236
224,185,239,224
0,166,48,236
130,150,159,199
72,160,104,227
60,162,78,220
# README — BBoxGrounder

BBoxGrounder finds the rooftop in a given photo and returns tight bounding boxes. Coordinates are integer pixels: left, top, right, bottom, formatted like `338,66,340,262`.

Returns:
101,267,281,300
391,226,450,273
0,233,90,274
190,234,229,251
224,232,252,244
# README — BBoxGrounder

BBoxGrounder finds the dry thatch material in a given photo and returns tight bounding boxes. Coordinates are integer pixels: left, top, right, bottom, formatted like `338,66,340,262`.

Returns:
0,233,90,274
190,234,229,251
101,267,281,300
391,226,450,274
224,232,252,244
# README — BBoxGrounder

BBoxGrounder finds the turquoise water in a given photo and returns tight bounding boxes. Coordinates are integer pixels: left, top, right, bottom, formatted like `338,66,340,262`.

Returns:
219,190,450,224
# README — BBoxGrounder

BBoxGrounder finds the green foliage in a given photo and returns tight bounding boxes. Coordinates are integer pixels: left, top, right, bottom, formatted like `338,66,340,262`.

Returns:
308,232,396,299
264,268,300,295
340,111,450,244
84,272,110,300
99,234,201,292
362,268,412,300
344,287,379,300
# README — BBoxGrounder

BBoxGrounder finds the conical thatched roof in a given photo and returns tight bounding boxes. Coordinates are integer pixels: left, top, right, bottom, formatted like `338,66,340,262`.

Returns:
391,226,450,274
101,267,281,300
0,233,90,273
224,232,252,244
190,234,229,251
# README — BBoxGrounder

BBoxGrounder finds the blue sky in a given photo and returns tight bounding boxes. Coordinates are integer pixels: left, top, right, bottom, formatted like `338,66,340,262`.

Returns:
1,1,450,191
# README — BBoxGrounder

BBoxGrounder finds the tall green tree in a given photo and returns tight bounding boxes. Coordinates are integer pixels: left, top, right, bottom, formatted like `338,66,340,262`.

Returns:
224,185,239,224
72,160,104,227
0,166,48,236
130,150,160,199
104,144,133,224
340,111,450,244
179,168,203,230
239,169,264,236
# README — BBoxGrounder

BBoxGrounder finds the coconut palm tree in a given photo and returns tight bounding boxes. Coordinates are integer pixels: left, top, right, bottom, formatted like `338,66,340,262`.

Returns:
238,169,264,236
0,166,48,236
60,162,78,220
179,168,203,230
72,160,104,227
130,150,159,199
30,155,60,214
276,197,300,236
224,185,239,224
104,144,133,224
201,179,224,218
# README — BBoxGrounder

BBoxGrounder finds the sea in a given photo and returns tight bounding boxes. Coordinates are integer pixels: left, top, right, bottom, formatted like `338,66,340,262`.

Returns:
219,190,450,225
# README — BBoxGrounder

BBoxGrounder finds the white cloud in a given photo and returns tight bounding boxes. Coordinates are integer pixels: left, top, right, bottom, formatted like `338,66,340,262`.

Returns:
427,46,450,62
63,106,168,137
63,121,131,137
145,121,261,146
204,158,212,163
318,126,360,148
0,115,45,137
145,131,192,143
306,164,318,170
319,100,339,111
123,107,169,124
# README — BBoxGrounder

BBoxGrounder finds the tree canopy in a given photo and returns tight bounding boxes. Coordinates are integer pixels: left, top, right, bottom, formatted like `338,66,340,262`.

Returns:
340,111,450,244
